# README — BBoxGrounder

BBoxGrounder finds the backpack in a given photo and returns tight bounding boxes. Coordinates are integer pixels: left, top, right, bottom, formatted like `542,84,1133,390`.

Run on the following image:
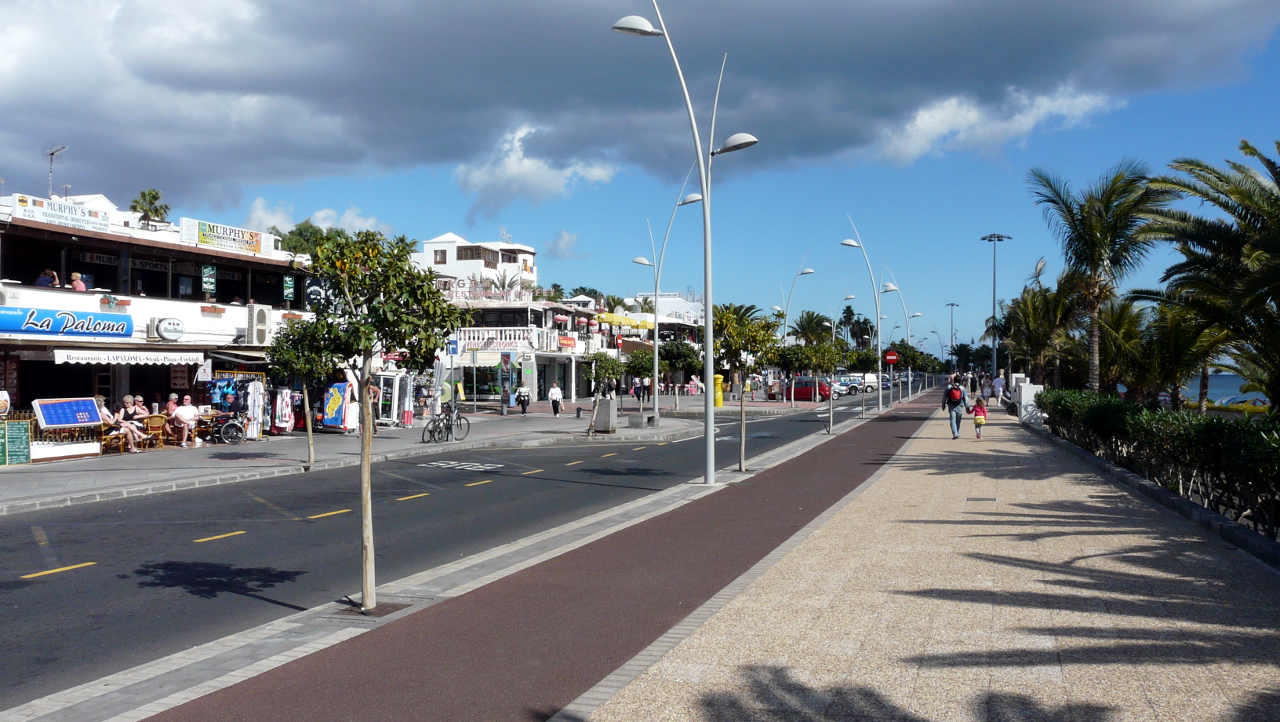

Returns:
948,386,962,402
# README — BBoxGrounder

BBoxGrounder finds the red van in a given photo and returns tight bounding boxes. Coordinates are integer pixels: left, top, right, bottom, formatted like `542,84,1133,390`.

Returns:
783,376,831,401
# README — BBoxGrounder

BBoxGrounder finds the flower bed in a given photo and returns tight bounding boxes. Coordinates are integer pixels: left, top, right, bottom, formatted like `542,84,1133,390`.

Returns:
1036,389,1280,540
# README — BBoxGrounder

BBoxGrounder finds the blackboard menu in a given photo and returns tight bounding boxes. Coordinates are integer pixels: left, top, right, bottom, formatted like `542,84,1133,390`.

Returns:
2,421,30,465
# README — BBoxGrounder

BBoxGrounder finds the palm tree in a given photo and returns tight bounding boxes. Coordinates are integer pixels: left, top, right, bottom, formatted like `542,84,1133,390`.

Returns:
602,294,626,313
129,188,170,228
548,283,565,300
1097,298,1147,395
789,310,831,346
1140,140,1280,405
638,297,656,314
1029,161,1174,391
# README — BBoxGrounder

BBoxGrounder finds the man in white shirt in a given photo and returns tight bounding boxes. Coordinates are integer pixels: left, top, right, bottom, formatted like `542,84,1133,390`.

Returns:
992,374,1005,405
548,381,564,417
171,394,201,447
642,376,651,404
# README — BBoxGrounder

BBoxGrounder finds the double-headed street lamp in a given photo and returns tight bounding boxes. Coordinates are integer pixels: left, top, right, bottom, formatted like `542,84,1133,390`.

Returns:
982,233,1010,384
634,180,703,426
842,224,882,412
614,5,758,486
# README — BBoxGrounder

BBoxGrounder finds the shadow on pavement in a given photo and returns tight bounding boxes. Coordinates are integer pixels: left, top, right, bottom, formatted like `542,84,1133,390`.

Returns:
132,560,307,611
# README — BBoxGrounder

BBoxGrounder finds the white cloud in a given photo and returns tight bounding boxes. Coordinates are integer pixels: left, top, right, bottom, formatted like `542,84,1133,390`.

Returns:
544,229,585,260
244,197,295,232
454,125,616,222
881,86,1114,162
309,206,390,234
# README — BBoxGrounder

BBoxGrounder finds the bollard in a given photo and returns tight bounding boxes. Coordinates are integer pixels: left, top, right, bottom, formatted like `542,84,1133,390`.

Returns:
576,407,583,419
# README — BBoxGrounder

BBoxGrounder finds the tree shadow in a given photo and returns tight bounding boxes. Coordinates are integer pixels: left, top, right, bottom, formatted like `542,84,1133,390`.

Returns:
897,499,1169,542
206,450,288,461
132,560,307,611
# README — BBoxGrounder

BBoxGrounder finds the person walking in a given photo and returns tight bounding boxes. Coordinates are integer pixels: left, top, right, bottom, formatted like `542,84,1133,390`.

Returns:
972,395,988,440
548,381,563,418
516,384,531,415
941,375,971,440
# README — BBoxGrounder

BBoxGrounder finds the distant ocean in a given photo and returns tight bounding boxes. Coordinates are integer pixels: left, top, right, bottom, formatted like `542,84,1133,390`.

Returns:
1117,373,1264,404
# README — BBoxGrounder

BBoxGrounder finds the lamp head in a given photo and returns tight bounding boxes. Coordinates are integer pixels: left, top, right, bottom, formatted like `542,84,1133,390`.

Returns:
843,294,856,301
840,238,860,248
910,312,923,319
677,192,702,206
881,282,899,293
823,320,833,327
632,256,654,267
798,268,815,276
612,15,662,36
711,132,758,156
771,305,783,312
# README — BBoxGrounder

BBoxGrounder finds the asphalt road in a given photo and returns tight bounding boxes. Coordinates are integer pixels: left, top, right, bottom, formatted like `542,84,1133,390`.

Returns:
0,395,877,708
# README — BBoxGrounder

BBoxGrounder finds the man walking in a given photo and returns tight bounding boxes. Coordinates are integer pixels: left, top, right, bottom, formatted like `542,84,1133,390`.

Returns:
548,381,563,418
942,375,971,440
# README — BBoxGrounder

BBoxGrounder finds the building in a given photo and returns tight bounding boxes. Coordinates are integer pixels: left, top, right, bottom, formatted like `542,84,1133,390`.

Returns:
0,192,311,409
633,291,704,326
411,231,537,302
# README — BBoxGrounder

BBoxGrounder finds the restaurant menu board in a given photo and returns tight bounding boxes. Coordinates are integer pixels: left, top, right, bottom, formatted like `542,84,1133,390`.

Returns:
0,420,32,465
32,398,103,430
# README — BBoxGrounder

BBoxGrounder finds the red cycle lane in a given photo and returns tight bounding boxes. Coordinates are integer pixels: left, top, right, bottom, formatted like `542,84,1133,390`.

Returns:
155,400,935,721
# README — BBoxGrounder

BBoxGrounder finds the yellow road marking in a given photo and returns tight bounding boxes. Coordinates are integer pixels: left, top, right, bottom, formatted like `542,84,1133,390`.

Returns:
632,447,646,451
565,460,583,466
21,562,96,579
465,479,492,487
656,442,668,446
522,469,543,475
395,492,431,501
307,509,351,519
246,492,300,520
193,531,246,543
600,452,617,458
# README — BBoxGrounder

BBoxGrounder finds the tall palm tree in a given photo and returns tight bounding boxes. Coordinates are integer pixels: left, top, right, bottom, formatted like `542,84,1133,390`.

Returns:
789,310,831,346
1141,140,1280,405
602,294,626,313
129,188,170,227
1029,162,1174,391
638,297,656,314
1097,297,1147,395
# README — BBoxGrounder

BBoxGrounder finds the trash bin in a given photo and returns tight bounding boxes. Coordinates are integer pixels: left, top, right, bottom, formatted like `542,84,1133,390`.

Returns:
714,374,724,408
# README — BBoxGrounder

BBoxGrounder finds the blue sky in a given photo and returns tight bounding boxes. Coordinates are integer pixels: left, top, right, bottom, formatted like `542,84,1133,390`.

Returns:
4,1,1278,353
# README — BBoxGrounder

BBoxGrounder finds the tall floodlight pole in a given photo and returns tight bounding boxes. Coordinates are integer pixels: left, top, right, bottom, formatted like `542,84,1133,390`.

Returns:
982,233,1010,383
946,302,959,372
614,7,758,486
635,177,702,428
47,145,67,199
841,221,882,412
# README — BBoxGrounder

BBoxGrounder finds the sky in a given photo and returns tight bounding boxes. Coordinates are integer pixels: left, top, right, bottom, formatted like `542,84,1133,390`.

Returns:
3,0,1279,352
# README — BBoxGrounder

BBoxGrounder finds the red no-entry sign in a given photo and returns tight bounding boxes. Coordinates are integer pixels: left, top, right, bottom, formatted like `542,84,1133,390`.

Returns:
884,350,899,365
616,335,623,349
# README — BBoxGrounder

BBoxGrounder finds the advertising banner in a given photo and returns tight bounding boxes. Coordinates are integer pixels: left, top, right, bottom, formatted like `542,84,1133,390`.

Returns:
201,265,217,294
283,275,295,300
0,307,133,338
322,382,350,428
10,194,110,233
180,217,262,254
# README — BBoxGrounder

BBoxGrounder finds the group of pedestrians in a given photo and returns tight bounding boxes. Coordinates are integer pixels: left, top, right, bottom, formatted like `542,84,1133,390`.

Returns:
941,373,989,440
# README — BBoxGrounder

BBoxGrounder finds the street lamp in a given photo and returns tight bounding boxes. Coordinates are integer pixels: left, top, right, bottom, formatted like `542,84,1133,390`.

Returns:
982,233,1010,385
823,319,835,433
882,281,922,397
841,222,883,412
780,267,814,407
614,4,758,486
47,145,67,199
946,301,960,372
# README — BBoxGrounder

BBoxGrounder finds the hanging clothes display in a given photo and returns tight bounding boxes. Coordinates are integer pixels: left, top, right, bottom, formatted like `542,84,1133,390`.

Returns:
271,387,294,434
245,379,265,439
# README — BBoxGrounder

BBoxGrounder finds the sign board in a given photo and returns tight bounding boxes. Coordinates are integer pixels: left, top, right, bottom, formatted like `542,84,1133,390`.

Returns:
447,340,459,355
170,364,190,390
180,218,263,255
283,275,295,300
32,397,103,430
884,350,899,365
0,420,32,465
150,317,184,341
558,335,576,349
0,307,133,338
11,194,110,233
201,265,217,294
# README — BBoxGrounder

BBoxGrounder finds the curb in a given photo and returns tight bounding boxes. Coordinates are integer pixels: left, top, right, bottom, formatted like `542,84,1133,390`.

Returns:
1021,420,1280,570
0,420,703,518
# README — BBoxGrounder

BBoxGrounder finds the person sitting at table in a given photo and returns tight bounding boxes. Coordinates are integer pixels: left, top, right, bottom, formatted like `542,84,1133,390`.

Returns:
110,395,148,453
216,391,239,414
69,272,87,292
35,268,59,287
170,393,201,447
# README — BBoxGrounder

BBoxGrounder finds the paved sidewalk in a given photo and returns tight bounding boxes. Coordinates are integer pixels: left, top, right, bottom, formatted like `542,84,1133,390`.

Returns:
0,408,703,516
586,405,1280,721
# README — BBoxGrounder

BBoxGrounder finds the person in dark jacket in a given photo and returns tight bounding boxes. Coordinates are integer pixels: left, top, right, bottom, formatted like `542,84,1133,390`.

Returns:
941,376,971,440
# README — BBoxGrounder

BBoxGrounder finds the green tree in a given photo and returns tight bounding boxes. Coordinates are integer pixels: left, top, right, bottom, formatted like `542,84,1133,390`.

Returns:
788,310,831,346
129,188,170,227
266,319,340,471
1029,161,1174,391
715,311,778,470
548,283,566,301
271,219,333,257
569,286,600,300
624,347,668,380
602,294,626,313
309,230,464,611
637,297,656,314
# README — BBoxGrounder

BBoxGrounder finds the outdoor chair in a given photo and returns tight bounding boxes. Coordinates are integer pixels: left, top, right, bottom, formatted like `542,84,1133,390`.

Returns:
100,423,126,454
142,414,167,449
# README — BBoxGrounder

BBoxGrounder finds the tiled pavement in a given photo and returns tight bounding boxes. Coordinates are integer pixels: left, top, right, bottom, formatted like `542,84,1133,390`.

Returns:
584,406,1280,721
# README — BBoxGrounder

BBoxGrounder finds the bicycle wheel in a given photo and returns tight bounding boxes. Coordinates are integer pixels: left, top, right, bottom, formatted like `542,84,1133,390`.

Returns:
220,421,245,445
421,419,433,444
452,415,470,441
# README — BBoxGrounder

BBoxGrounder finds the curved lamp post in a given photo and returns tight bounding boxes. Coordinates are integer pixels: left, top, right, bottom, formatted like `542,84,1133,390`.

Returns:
614,7,757,486
842,227,882,412
780,268,813,407
882,280,923,398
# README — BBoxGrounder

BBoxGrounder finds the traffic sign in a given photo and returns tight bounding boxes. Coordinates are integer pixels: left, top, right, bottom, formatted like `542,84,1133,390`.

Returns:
447,339,459,355
884,350,899,365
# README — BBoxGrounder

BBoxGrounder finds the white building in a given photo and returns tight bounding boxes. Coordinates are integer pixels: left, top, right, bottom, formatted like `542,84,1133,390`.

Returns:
412,231,537,302
634,291,704,325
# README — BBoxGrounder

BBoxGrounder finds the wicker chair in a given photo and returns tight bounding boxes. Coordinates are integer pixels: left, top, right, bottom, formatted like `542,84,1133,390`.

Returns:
101,423,127,454
142,415,167,449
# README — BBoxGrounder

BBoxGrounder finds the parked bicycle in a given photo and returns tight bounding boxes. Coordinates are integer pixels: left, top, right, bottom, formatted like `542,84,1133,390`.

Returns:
421,402,470,443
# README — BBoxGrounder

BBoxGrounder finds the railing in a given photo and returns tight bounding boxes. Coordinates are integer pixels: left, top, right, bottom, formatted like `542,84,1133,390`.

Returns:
453,326,610,355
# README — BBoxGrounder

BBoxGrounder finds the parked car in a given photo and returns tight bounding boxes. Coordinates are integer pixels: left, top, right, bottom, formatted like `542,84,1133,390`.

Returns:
858,373,880,393
783,376,831,402
835,374,862,394
829,377,851,398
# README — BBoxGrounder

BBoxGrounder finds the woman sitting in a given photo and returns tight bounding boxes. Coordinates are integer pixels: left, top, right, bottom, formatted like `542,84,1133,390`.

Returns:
112,394,150,453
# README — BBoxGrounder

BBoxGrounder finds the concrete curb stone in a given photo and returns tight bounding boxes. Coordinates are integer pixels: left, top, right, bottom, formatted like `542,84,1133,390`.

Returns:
1022,419,1280,570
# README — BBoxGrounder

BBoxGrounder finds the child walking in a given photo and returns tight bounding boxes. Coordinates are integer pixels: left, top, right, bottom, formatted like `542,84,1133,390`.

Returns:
972,396,988,439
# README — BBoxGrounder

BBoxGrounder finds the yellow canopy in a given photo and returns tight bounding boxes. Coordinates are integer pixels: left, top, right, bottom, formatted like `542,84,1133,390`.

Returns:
636,319,655,330
598,313,637,327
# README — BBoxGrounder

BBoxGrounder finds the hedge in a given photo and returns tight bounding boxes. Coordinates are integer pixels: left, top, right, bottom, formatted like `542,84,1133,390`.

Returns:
1036,389,1280,540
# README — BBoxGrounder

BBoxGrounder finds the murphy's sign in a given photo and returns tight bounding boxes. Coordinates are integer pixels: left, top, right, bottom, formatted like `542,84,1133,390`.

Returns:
0,307,133,338
11,194,110,233
180,217,262,255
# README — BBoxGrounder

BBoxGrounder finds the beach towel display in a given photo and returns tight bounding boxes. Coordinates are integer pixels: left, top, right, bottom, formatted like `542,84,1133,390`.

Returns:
322,382,359,431
272,387,294,434
245,379,265,439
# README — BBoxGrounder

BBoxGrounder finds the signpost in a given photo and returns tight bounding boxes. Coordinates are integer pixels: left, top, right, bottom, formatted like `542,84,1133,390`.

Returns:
884,350,898,365
884,351,899,405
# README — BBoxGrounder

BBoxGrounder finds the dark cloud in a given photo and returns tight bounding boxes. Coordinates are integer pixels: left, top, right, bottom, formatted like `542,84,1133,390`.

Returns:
0,0,1275,208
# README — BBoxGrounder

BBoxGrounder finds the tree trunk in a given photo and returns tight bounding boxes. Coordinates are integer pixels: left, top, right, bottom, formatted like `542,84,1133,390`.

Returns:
1088,303,1101,392
1198,364,1209,414
738,383,746,472
359,357,376,612
302,386,314,471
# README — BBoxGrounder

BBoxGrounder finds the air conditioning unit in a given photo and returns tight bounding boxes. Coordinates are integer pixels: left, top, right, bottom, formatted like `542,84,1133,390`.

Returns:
245,304,273,345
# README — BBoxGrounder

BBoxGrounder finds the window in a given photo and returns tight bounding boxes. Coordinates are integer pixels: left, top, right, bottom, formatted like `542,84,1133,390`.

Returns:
482,248,499,269
457,246,483,261
433,250,447,264
500,252,517,264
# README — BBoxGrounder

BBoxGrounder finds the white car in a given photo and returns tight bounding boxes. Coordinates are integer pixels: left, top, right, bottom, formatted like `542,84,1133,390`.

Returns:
858,373,880,393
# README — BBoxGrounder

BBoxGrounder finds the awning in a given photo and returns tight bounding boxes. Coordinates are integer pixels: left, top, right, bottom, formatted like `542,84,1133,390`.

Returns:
210,350,269,365
54,349,206,365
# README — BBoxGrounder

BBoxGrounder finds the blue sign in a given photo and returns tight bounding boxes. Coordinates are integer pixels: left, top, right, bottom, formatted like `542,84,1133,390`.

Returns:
447,340,458,355
322,382,350,428
0,306,133,338
33,397,104,430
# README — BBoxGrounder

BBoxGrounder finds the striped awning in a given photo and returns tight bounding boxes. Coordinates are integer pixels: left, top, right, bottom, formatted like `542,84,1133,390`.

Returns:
53,349,206,366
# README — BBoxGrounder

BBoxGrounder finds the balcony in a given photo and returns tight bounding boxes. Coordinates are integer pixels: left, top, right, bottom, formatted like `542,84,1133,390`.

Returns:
0,283,311,347
454,326,611,355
